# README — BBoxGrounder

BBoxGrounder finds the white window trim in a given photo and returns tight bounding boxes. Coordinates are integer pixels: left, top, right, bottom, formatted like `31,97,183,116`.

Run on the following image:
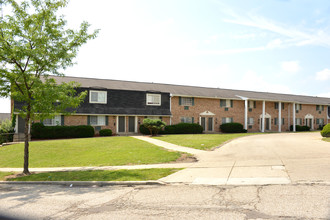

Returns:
146,93,161,106
180,117,193,123
248,117,254,125
89,90,107,104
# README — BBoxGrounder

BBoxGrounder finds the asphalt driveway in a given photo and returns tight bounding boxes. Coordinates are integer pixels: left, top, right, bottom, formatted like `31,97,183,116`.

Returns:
160,132,330,185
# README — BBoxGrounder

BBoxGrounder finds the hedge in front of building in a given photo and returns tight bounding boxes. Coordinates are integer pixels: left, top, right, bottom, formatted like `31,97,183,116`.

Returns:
139,123,203,135
163,123,203,134
321,124,330,137
289,125,311,132
220,122,247,133
31,123,95,139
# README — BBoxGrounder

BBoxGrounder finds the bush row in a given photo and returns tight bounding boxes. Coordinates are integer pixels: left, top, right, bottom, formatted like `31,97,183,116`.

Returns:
31,123,95,139
220,123,247,133
289,125,311,132
139,123,203,135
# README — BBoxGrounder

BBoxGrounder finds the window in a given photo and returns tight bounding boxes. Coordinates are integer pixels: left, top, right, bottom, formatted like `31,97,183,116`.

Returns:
248,101,256,109
222,117,233,124
248,117,254,125
295,104,302,110
295,118,302,125
316,118,324,125
274,117,278,125
220,99,233,108
180,117,194,123
274,102,279,110
316,105,324,111
180,97,194,106
282,118,285,125
43,115,62,126
89,116,106,126
147,94,161,106
89,90,107,104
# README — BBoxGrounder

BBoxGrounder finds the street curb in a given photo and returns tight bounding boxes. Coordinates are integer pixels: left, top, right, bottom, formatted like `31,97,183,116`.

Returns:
0,180,166,186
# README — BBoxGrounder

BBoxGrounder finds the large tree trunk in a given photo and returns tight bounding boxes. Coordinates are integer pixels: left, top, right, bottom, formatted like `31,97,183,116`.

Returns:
23,114,30,175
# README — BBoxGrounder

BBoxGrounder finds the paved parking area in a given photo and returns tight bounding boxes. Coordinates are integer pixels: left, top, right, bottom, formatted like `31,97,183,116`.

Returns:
160,133,330,185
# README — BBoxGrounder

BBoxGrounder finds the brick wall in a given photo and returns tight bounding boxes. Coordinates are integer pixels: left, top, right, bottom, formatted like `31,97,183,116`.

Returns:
171,96,328,132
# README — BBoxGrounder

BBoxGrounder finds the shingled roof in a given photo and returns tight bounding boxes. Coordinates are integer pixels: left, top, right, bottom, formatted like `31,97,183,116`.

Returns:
51,75,330,105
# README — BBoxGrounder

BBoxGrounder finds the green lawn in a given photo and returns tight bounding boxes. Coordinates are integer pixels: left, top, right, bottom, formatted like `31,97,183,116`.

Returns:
323,137,330,142
8,169,181,181
154,133,258,150
0,172,14,180
0,137,182,168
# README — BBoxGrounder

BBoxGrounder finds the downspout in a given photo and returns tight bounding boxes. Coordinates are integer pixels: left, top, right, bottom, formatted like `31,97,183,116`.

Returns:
170,94,172,125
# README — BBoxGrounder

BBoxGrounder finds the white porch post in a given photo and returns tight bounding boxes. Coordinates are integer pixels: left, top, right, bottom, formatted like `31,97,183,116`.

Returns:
292,103,296,132
278,102,282,132
262,100,265,132
244,99,248,130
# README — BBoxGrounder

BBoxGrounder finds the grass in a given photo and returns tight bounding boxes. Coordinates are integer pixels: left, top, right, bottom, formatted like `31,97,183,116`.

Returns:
0,172,14,180
323,137,330,142
154,133,258,150
8,169,181,181
0,137,182,168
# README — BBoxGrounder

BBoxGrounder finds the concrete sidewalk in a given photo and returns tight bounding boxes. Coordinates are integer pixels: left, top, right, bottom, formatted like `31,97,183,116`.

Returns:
132,136,205,155
0,162,195,173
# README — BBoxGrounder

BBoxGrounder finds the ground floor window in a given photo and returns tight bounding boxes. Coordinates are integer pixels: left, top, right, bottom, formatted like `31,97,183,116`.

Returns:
316,118,324,125
89,115,106,126
180,117,194,123
222,117,233,124
43,115,62,126
295,118,302,125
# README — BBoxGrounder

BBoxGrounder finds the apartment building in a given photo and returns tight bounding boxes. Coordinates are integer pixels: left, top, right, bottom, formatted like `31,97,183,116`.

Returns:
12,76,330,135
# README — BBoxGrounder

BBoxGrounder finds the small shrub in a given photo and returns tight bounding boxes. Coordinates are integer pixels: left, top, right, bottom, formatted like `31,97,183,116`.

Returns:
99,129,112,136
220,122,245,133
141,119,166,136
139,124,152,135
290,125,310,132
163,123,203,134
0,119,15,143
321,124,330,137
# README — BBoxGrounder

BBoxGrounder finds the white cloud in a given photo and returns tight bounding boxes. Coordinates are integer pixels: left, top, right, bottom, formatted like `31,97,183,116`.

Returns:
281,61,301,74
316,68,330,81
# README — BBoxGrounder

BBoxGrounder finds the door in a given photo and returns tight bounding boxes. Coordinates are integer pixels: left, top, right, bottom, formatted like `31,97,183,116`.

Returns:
265,118,270,130
128,116,135,133
118,116,125,132
201,117,206,131
208,117,213,131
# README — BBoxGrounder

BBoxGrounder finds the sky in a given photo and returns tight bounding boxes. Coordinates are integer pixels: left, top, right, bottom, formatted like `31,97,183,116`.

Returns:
1,0,330,113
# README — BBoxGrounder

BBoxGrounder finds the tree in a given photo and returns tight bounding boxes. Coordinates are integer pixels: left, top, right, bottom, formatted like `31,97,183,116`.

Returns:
142,118,166,136
0,0,98,175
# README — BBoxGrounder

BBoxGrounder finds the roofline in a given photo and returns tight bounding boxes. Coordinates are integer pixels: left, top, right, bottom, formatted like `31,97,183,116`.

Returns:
51,75,330,104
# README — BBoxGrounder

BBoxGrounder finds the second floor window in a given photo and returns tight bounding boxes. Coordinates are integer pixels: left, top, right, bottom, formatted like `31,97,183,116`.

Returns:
295,103,302,110
220,99,233,108
179,97,194,106
248,117,254,125
316,105,324,111
90,90,107,104
146,94,161,106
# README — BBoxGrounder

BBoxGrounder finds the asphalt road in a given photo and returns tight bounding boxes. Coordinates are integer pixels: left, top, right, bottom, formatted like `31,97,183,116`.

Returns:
0,184,329,219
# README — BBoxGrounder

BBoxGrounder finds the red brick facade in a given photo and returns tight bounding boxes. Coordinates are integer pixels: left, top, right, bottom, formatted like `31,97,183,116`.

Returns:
171,96,329,132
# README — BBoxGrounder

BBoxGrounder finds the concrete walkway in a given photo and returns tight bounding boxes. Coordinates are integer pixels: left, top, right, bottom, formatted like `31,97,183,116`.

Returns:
132,136,204,155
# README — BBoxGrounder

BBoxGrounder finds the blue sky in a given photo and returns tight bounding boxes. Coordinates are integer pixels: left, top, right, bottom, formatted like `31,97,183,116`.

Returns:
1,0,330,112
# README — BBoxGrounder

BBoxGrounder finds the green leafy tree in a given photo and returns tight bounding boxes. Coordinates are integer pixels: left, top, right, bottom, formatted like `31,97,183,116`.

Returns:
142,118,166,136
0,0,98,175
